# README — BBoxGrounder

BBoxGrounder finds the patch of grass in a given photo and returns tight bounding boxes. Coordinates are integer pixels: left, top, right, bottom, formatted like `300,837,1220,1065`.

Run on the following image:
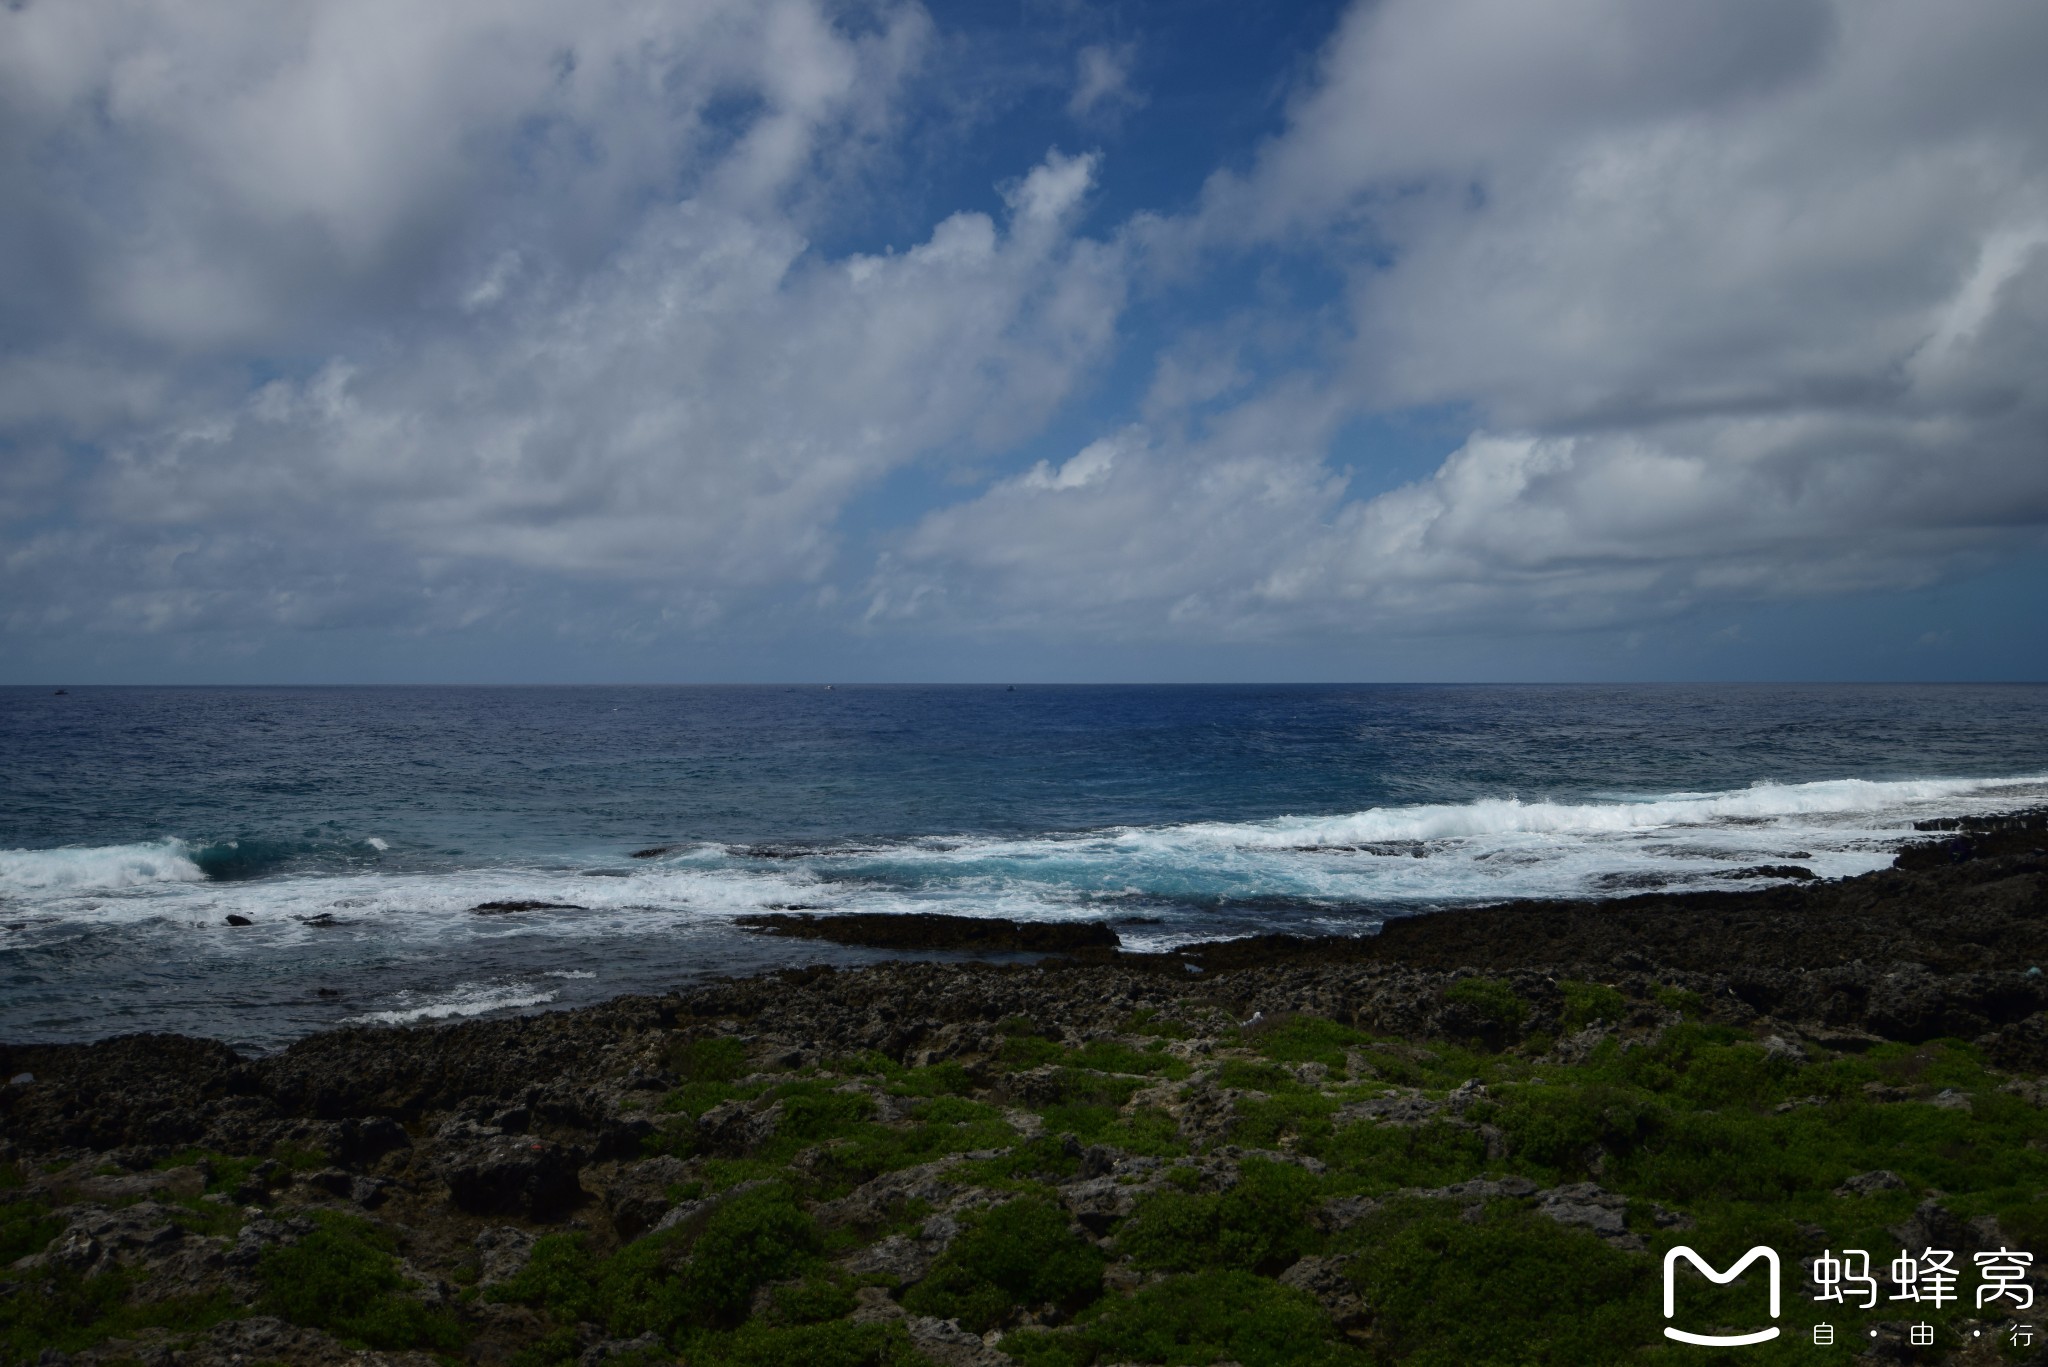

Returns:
757,1274,859,1326
955,1136,1081,1189
999,1036,1066,1070
886,1060,976,1097
1558,981,1627,1031
901,1197,1104,1332
685,1319,935,1366
256,1210,464,1353
1214,1060,1307,1094
166,1194,246,1239
1317,1118,1493,1191
1492,1080,1660,1178
267,1140,329,1173
1122,1008,1191,1039
1335,1198,1651,1366
490,1184,824,1341
1117,1158,1324,1274
1004,1269,1366,1367
1443,977,1528,1034
662,1037,764,1120
1654,985,1705,1018
1091,1105,1187,1158
792,1095,1018,1196
1248,1015,1372,1071
0,1267,238,1362
1230,1092,1338,1150
0,1197,62,1265
1067,1041,1190,1079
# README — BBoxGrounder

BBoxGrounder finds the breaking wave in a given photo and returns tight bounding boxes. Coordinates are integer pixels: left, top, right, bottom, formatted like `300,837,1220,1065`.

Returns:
0,840,205,896
342,981,559,1026
1162,775,2048,849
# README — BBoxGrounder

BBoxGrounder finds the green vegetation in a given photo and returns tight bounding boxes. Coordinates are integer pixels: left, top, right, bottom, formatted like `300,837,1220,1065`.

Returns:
256,1210,465,1353
1557,980,1627,1031
490,1183,825,1351
0,1267,236,1363
1119,1158,1322,1273
902,1197,1105,1331
1442,976,1528,1032
14,984,2048,1365
1006,1270,1365,1367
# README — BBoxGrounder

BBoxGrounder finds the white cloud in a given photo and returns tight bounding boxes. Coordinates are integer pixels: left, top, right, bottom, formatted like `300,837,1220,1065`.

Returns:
0,0,1125,638
1067,43,1142,122
6,0,2048,665
894,0,2048,642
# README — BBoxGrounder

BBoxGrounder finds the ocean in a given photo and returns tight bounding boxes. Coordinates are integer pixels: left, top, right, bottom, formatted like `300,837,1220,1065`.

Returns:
3,683,2046,1049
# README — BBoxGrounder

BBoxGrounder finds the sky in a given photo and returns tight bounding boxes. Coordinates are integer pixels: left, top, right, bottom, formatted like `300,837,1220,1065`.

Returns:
1,0,2045,684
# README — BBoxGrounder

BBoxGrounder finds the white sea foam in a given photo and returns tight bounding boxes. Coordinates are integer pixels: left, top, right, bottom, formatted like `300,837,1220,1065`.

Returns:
365,837,389,851
1169,776,2048,848
343,981,558,1025
0,840,205,896
5,776,2043,952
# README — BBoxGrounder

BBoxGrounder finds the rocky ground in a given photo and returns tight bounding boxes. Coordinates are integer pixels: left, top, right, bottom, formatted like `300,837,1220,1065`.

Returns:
3,811,2047,1366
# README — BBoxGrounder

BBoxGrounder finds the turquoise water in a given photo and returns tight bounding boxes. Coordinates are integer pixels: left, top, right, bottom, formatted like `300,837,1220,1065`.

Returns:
3,683,2045,1047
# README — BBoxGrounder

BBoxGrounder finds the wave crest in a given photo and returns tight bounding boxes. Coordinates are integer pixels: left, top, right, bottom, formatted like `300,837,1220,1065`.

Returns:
0,840,205,896
1169,776,2048,849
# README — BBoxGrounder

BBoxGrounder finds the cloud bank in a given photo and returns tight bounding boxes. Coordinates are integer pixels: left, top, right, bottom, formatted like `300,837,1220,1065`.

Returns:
2,0,2045,672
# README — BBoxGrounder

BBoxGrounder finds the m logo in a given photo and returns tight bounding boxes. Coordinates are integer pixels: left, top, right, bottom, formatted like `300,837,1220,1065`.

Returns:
1663,1246,1781,1346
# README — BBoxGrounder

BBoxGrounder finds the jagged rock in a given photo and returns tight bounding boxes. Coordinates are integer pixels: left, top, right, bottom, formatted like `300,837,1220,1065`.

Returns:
1536,1183,1642,1249
1929,1088,1974,1111
816,1160,966,1232
850,1284,908,1324
474,1226,537,1287
695,1098,785,1156
224,1215,315,1270
1447,1079,1489,1113
1334,1091,1442,1127
903,1315,1014,1367
1278,1255,1370,1330
1836,1170,1907,1197
1761,1035,1806,1063
432,1125,587,1218
576,1332,664,1365
18,1203,185,1278
598,1155,694,1241
1319,1196,1382,1232
177,1315,439,1366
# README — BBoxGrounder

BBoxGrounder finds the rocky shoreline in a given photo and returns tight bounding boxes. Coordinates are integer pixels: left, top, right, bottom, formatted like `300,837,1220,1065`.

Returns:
3,810,2046,1365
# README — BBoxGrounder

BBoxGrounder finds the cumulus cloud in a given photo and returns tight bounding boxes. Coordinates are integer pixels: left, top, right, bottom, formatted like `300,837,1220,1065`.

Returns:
1067,43,1143,122
6,0,2047,668
0,0,1123,637
894,0,2048,639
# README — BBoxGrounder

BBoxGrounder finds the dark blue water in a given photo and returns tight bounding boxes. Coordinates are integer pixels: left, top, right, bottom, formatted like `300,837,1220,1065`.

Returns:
4,684,2046,1048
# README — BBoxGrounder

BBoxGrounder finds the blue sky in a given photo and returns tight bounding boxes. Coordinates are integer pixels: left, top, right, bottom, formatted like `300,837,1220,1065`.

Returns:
2,0,2045,683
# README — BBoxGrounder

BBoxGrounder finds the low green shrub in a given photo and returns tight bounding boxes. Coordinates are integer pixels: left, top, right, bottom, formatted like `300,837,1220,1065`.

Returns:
685,1318,933,1366
1557,981,1627,1031
1004,1269,1364,1367
1443,977,1527,1033
256,1211,463,1353
901,1197,1103,1332
1336,1198,1650,1366
1248,1015,1372,1070
1117,1158,1322,1274
492,1184,824,1340
0,1268,236,1362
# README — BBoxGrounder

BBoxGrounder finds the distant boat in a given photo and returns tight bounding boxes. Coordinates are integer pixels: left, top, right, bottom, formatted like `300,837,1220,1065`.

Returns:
1007,686,1015,692
51,689,66,696
824,684,835,691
